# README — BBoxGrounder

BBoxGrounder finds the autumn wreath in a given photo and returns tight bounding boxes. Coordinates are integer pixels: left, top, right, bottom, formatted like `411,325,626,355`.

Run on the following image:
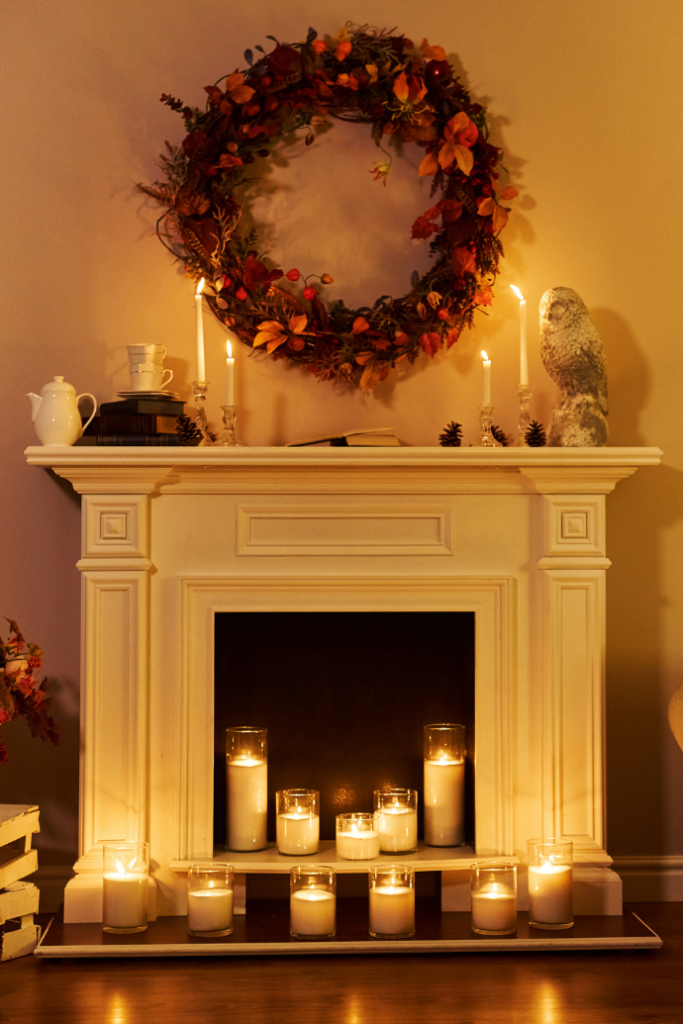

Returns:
140,24,517,390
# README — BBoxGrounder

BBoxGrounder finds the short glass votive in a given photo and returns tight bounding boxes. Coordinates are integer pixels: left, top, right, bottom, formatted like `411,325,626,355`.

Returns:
368,864,415,939
187,864,234,937
290,865,336,939
527,838,574,930
336,813,381,861
424,724,466,847
226,726,268,852
374,788,418,854
102,841,149,934
470,862,517,935
276,789,320,855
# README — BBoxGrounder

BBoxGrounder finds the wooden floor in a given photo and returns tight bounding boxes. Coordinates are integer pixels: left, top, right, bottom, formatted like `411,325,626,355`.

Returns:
2,903,682,1023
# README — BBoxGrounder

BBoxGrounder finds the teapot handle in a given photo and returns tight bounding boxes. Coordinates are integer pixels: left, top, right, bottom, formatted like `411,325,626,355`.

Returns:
77,394,98,437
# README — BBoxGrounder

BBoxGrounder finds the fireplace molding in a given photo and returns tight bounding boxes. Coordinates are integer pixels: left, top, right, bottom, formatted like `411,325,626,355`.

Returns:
25,445,661,920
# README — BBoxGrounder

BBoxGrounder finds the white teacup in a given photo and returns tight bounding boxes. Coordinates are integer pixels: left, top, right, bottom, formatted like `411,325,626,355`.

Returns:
128,344,166,366
129,364,173,392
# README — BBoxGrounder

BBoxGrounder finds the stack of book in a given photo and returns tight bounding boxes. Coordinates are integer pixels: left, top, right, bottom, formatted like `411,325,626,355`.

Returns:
0,804,41,961
76,394,185,446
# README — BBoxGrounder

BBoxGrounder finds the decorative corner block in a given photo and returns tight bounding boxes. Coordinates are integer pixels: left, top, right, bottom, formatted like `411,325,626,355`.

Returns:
83,495,149,560
544,496,606,558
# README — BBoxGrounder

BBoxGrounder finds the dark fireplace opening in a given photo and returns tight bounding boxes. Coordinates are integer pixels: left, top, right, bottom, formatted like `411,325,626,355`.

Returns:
214,611,475,848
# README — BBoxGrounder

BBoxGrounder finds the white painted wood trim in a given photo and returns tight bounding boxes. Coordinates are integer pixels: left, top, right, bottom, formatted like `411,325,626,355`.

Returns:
613,856,683,901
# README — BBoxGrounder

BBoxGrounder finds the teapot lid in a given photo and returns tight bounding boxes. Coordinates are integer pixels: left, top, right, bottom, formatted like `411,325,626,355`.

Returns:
44,375,76,392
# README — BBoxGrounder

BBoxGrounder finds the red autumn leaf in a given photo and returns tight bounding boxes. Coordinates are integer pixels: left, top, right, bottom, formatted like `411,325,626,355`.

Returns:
355,351,374,365
181,217,220,258
394,332,410,345
243,255,284,290
204,85,224,106
218,153,243,169
445,327,461,349
336,40,353,61
268,44,302,77
499,186,519,201
419,332,441,358
312,39,327,55
438,199,463,222
451,246,477,276
373,337,390,351
182,131,209,159
173,183,211,217
351,316,370,334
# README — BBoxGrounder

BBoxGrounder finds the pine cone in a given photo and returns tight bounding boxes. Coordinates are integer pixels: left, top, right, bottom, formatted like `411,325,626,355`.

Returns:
439,421,463,447
525,420,547,447
176,413,203,446
491,424,508,447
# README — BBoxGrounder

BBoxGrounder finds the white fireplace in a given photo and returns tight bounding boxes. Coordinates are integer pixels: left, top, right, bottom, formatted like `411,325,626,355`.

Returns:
26,445,661,921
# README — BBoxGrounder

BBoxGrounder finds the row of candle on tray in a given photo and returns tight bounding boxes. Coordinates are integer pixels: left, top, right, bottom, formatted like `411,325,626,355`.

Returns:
227,724,467,854
100,840,575,938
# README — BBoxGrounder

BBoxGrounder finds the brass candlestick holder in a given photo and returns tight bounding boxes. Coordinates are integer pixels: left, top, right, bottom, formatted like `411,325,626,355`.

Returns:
191,381,213,447
471,405,503,448
511,385,532,447
214,405,243,447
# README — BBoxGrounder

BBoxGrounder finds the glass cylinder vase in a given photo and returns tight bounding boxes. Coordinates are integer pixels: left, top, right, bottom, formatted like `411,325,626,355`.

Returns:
290,865,336,939
423,724,466,847
226,727,268,851
527,838,573,929
276,789,320,855
374,788,418,854
335,812,381,861
368,864,415,939
102,841,149,934
187,864,234,937
470,862,517,935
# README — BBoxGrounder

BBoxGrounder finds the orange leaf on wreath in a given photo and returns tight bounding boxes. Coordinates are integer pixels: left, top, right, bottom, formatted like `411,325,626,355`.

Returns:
355,352,374,366
351,316,370,334
420,39,447,62
336,40,352,61
451,246,476,276
499,186,519,201
418,151,439,177
419,332,441,358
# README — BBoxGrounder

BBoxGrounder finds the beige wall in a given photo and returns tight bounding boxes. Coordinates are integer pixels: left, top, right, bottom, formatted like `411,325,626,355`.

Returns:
2,0,682,894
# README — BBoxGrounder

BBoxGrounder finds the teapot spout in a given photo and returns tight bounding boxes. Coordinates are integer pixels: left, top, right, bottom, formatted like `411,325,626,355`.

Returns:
27,393,42,421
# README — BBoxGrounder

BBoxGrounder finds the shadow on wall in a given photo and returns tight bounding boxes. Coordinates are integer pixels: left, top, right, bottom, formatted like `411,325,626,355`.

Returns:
595,307,683,867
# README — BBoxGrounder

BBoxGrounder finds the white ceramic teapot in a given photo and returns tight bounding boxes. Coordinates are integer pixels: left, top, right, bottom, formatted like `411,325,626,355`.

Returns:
27,376,97,446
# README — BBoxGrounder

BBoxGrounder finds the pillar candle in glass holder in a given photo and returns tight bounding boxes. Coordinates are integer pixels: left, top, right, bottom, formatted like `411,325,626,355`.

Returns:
102,841,149,934
375,789,418,854
470,862,517,935
290,865,336,938
527,838,573,929
187,864,234,937
424,724,466,847
336,813,380,861
226,727,268,851
277,789,320,855
368,863,415,938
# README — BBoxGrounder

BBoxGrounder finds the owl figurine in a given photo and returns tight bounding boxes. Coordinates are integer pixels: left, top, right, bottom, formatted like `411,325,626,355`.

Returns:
539,287,608,447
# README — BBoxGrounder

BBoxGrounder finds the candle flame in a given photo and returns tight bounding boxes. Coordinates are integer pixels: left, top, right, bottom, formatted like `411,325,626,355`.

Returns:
196,278,205,296
226,339,233,358
510,285,525,302
481,350,489,362
115,859,126,877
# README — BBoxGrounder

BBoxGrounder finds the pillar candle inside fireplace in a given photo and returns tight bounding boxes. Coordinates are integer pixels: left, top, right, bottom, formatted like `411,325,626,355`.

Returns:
424,724,466,847
226,727,268,851
527,839,573,929
277,789,320,855
375,789,418,853
368,864,415,938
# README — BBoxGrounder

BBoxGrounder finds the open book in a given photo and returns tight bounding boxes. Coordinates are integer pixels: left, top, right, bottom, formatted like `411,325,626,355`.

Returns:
286,427,401,447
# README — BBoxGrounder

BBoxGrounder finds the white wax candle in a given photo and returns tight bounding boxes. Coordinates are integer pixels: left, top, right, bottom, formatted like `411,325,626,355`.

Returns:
481,350,491,406
471,883,517,932
424,759,465,847
195,278,206,381
336,828,380,861
277,812,320,855
290,889,336,936
528,863,573,924
369,886,415,936
227,757,267,851
103,873,147,929
187,887,234,933
511,285,528,387
225,338,235,405
378,807,418,853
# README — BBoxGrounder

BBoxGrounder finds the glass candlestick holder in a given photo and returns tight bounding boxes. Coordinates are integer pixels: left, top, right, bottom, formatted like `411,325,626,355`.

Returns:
511,385,532,447
471,406,503,448
191,380,213,447
214,405,243,447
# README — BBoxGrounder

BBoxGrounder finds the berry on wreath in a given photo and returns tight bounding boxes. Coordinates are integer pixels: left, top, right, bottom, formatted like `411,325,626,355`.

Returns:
139,25,517,391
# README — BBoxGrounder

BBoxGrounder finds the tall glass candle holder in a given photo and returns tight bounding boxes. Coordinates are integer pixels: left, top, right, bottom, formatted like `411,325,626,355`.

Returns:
374,789,418,854
290,865,336,939
336,813,380,861
527,838,573,929
102,841,149,934
214,405,243,447
470,862,517,935
226,727,268,851
424,724,466,847
191,380,213,446
368,864,415,939
187,864,234,937
471,406,503,448
276,789,320,855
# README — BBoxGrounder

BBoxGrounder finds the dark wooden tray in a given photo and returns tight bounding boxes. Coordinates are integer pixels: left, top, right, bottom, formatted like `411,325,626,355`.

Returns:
34,900,662,957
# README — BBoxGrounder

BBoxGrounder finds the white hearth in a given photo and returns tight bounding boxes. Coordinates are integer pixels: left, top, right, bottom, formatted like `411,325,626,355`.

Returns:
26,445,661,920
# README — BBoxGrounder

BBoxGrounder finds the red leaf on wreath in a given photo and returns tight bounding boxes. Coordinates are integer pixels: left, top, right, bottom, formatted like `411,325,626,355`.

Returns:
394,332,410,345
224,72,256,106
438,199,463,222
360,362,389,391
243,255,284,290
312,39,327,55
418,150,439,177
181,217,220,258
204,85,224,107
351,317,370,334
174,184,211,217
499,186,519,201
182,131,209,159
451,246,476,276
419,332,441,358
218,153,243,169
336,40,353,61
445,327,461,349
267,44,302,77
